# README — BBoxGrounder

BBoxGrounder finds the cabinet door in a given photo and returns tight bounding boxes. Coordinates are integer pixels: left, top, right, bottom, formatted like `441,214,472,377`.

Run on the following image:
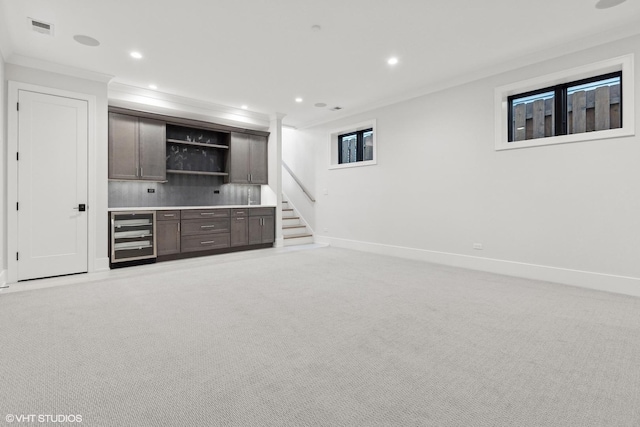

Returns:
108,113,139,180
249,135,268,184
139,118,166,181
248,216,263,245
230,216,248,247
228,133,250,184
157,220,180,256
261,215,275,243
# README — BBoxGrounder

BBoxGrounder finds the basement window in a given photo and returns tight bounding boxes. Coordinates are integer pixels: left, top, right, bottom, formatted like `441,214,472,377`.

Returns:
508,72,621,142
329,120,377,169
495,54,634,150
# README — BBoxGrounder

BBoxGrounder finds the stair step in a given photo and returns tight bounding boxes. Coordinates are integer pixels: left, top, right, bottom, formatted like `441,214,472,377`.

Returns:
283,233,313,239
283,225,306,230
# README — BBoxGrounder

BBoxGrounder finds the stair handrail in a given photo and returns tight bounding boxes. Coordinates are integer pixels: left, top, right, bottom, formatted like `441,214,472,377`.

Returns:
282,161,316,203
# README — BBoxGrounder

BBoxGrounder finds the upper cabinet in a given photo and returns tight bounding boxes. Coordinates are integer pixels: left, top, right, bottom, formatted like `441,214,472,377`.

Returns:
108,109,269,184
226,132,268,184
108,113,166,181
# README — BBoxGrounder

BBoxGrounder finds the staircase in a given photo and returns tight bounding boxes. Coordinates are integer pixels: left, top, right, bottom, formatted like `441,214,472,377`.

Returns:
281,200,314,246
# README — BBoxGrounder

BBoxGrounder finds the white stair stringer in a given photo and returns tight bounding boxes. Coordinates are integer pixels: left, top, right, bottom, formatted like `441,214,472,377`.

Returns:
281,199,314,246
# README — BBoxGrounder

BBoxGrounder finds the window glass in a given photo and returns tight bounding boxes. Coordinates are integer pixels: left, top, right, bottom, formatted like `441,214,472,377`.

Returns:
567,76,621,134
510,91,555,141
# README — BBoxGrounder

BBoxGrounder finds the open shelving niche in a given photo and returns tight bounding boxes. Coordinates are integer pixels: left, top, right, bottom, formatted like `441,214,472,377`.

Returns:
166,124,230,177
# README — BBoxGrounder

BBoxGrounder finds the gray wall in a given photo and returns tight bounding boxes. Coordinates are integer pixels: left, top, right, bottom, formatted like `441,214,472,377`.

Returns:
109,175,261,208
286,34,640,295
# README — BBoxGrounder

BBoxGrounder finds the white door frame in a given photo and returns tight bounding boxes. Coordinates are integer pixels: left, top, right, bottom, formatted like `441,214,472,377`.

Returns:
7,81,97,283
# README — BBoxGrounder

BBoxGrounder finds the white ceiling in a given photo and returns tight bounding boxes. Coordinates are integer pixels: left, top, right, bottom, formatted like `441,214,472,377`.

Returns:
1,0,639,128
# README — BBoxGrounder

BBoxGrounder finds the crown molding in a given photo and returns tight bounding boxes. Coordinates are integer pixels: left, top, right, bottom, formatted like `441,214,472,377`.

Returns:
108,82,271,131
6,54,114,83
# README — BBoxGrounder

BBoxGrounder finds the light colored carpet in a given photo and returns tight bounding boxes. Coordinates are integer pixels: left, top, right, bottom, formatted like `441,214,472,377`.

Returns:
1,247,639,426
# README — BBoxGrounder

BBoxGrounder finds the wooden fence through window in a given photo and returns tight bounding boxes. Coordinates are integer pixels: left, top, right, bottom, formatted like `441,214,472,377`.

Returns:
512,84,620,141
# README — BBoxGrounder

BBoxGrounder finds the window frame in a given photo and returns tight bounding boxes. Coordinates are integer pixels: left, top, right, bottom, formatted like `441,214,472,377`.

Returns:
495,54,634,151
338,128,373,164
507,71,622,142
329,119,377,169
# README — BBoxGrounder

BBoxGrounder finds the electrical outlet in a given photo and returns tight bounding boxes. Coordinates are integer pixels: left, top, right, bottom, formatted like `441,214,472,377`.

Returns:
214,190,220,194
473,243,483,250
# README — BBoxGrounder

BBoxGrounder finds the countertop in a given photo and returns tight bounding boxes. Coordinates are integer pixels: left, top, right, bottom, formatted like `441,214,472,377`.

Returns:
108,205,276,212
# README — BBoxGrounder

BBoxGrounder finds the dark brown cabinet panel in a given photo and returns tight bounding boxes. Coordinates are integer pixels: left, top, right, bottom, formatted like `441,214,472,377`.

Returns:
248,135,268,184
156,210,181,256
227,133,268,184
231,216,249,246
181,218,230,236
108,113,166,181
108,113,138,180
156,220,180,256
139,118,167,181
248,208,275,245
181,234,230,252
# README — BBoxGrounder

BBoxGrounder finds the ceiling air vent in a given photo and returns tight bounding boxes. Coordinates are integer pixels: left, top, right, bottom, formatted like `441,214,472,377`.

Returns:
28,18,54,36
330,106,343,111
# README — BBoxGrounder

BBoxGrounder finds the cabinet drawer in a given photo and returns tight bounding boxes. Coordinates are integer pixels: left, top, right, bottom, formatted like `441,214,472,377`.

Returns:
181,218,230,236
249,208,274,217
156,210,180,221
181,233,230,252
231,208,249,217
181,209,230,219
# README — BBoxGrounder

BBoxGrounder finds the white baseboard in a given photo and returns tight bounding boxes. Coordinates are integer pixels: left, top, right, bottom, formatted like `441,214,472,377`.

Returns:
316,236,640,298
94,257,111,272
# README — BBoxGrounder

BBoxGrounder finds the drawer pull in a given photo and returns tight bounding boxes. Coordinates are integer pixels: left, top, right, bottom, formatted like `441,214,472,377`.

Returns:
200,213,216,216
200,240,216,245
163,214,175,217
200,225,216,229
236,218,245,221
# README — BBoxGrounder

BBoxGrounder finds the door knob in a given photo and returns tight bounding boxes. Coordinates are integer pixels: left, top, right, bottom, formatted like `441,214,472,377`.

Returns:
74,204,86,212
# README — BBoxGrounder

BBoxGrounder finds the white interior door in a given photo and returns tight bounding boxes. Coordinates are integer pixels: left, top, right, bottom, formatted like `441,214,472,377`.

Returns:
17,90,89,281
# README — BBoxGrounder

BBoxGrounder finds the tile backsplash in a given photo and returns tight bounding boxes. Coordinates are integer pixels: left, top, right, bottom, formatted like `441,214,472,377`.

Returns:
109,174,261,208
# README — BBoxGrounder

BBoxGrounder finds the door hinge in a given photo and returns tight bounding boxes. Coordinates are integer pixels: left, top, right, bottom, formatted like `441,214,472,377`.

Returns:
16,152,19,161
16,252,19,261
16,102,19,111
16,202,19,210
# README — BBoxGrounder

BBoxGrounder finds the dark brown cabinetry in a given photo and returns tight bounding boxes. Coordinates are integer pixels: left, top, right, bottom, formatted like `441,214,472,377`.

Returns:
109,113,166,181
248,208,275,245
230,208,249,247
226,133,268,184
180,209,231,253
156,210,180,256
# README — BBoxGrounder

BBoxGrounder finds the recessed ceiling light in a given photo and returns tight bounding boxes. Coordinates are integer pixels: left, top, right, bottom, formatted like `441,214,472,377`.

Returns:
595,0,626,8
311,25,322,32
314,102,327,108
130,51,143,59
387,57,399,65
73,34,100,47
148,84,158,90
295,97,303,103
241,105,248,110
